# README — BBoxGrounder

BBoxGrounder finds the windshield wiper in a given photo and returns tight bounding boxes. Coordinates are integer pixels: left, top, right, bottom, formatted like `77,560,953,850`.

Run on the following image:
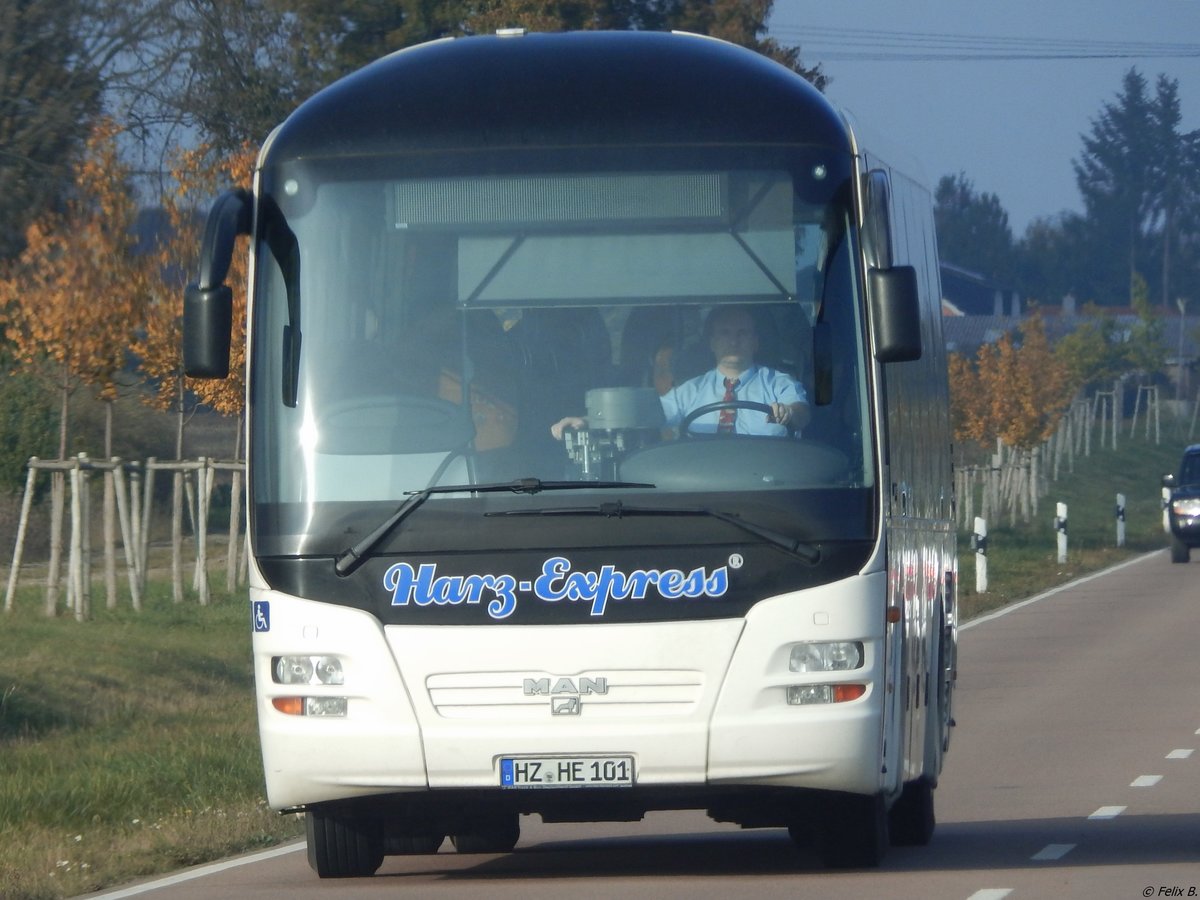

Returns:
486,500,821,565
334,478,653,576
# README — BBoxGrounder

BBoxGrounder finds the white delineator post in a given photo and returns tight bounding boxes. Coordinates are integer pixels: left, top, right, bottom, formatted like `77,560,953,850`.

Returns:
1055,502,1068,564
972,516,988,594
1115,493,1126,548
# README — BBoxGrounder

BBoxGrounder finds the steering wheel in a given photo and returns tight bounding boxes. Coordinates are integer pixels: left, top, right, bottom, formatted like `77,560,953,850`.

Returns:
679,400,794,436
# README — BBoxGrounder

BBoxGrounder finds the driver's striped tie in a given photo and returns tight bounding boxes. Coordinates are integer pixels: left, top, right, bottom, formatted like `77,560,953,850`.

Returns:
718,378,739,433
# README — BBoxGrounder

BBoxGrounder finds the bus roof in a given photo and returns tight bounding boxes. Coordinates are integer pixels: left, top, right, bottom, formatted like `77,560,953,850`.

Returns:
264,31,850,162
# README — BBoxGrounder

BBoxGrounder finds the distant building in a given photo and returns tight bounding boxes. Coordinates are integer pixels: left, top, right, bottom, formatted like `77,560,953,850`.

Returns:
939,272,1198,401
939,262,1020,318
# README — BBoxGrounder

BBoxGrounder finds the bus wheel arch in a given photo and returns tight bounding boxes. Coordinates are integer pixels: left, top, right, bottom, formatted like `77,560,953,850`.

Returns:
889,603,950,847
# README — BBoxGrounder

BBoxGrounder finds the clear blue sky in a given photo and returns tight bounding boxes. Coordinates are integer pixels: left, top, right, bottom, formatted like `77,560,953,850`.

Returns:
769,1,1200,236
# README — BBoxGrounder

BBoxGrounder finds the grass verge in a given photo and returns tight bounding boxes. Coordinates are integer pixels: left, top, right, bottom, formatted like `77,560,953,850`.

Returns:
0,584,303,900
0,433,1187,898
956,436,1181,620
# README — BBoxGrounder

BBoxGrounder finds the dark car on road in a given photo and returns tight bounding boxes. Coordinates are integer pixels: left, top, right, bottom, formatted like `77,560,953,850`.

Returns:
1163,444,1200,563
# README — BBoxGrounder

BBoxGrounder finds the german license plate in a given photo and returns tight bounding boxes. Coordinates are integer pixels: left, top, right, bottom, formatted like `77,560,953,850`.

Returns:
500,755,634,788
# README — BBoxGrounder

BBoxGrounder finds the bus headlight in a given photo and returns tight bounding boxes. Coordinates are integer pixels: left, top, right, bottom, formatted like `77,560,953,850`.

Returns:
789,641,863,673
273,655,345,685
313,656,345,684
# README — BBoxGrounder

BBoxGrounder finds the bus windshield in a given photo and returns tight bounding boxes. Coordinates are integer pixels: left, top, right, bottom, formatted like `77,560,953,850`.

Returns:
250,146,875,557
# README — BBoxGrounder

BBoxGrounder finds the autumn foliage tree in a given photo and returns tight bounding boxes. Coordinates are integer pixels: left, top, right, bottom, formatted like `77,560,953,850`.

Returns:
1053,302,1127,393
138,144,253,458
949,313,1074,522
950,312,1072,455
0,118,146,459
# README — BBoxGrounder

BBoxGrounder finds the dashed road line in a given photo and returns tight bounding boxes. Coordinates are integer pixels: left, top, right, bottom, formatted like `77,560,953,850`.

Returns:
1031,843,1075,861
1087,805,1126,820
966,891,1013,900
1166,748,1194,759
1131,774,1163,787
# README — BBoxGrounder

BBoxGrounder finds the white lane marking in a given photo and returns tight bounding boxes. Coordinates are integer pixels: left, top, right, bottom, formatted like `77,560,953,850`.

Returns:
1031,843,1075,860
960,551,1158,632
1131,775,1163,787
957,551,1157,892
1167,748,1195,759
84,841,306,898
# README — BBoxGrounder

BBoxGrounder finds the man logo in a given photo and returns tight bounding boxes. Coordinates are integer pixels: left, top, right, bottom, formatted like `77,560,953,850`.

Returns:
524,676,607,715
523,676,609,696
551,697,581,716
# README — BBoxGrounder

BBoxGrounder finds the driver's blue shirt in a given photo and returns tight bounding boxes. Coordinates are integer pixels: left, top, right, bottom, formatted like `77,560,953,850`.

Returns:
659,365,807,436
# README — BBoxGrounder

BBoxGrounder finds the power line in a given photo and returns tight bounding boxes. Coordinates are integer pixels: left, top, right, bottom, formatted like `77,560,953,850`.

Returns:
771,25,1200,62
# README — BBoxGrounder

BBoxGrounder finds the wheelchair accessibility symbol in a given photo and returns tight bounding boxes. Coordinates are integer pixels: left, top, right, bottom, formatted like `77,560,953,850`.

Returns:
253,601,270,633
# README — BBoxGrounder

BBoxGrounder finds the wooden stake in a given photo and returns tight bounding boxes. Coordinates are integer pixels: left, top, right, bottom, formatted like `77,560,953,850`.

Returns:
4,462,38,613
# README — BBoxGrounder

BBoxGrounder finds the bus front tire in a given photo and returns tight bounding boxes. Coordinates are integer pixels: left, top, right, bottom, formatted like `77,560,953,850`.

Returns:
793,793,888,868
305,809,384,878
888,776,936,846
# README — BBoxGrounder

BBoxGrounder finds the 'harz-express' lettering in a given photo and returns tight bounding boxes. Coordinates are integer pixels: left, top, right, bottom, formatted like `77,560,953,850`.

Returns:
383,556,728,620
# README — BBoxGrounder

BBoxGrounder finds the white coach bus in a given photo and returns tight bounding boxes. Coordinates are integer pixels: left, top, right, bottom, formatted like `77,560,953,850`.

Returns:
184,29,957,876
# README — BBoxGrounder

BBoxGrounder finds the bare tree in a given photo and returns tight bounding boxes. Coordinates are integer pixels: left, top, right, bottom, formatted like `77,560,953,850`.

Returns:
0,0,101,259
144,0,825,155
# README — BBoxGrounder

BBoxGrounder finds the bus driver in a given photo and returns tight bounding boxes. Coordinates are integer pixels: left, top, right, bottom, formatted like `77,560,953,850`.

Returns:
551,305,811,440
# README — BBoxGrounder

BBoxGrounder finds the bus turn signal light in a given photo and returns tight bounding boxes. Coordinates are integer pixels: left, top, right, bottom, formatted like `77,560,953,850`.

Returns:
832,684,866,703
273,697,304,715
272,696,349,717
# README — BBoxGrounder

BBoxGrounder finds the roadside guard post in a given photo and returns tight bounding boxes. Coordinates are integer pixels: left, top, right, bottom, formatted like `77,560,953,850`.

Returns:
1055,502,1068,564
971,516,988,594
1115,493,1126,548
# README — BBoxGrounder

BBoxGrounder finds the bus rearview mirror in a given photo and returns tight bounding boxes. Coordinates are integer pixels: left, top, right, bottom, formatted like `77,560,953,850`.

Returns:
869,266,922,363
184,284,233,378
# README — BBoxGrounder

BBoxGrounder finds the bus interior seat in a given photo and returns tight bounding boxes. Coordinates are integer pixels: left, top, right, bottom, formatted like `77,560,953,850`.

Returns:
504,307,614,464
619,306,683,391
743,304,811,381
314,337,476,499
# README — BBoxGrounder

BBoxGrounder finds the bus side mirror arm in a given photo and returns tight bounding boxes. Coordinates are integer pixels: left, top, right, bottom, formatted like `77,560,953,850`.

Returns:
184,188,253,378
869,266,922,363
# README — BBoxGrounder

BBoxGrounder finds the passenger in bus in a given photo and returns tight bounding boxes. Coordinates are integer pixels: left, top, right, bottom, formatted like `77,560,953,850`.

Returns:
551,305,810,439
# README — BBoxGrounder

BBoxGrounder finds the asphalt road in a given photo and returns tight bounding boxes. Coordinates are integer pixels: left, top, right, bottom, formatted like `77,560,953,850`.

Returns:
84,550,1200,900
